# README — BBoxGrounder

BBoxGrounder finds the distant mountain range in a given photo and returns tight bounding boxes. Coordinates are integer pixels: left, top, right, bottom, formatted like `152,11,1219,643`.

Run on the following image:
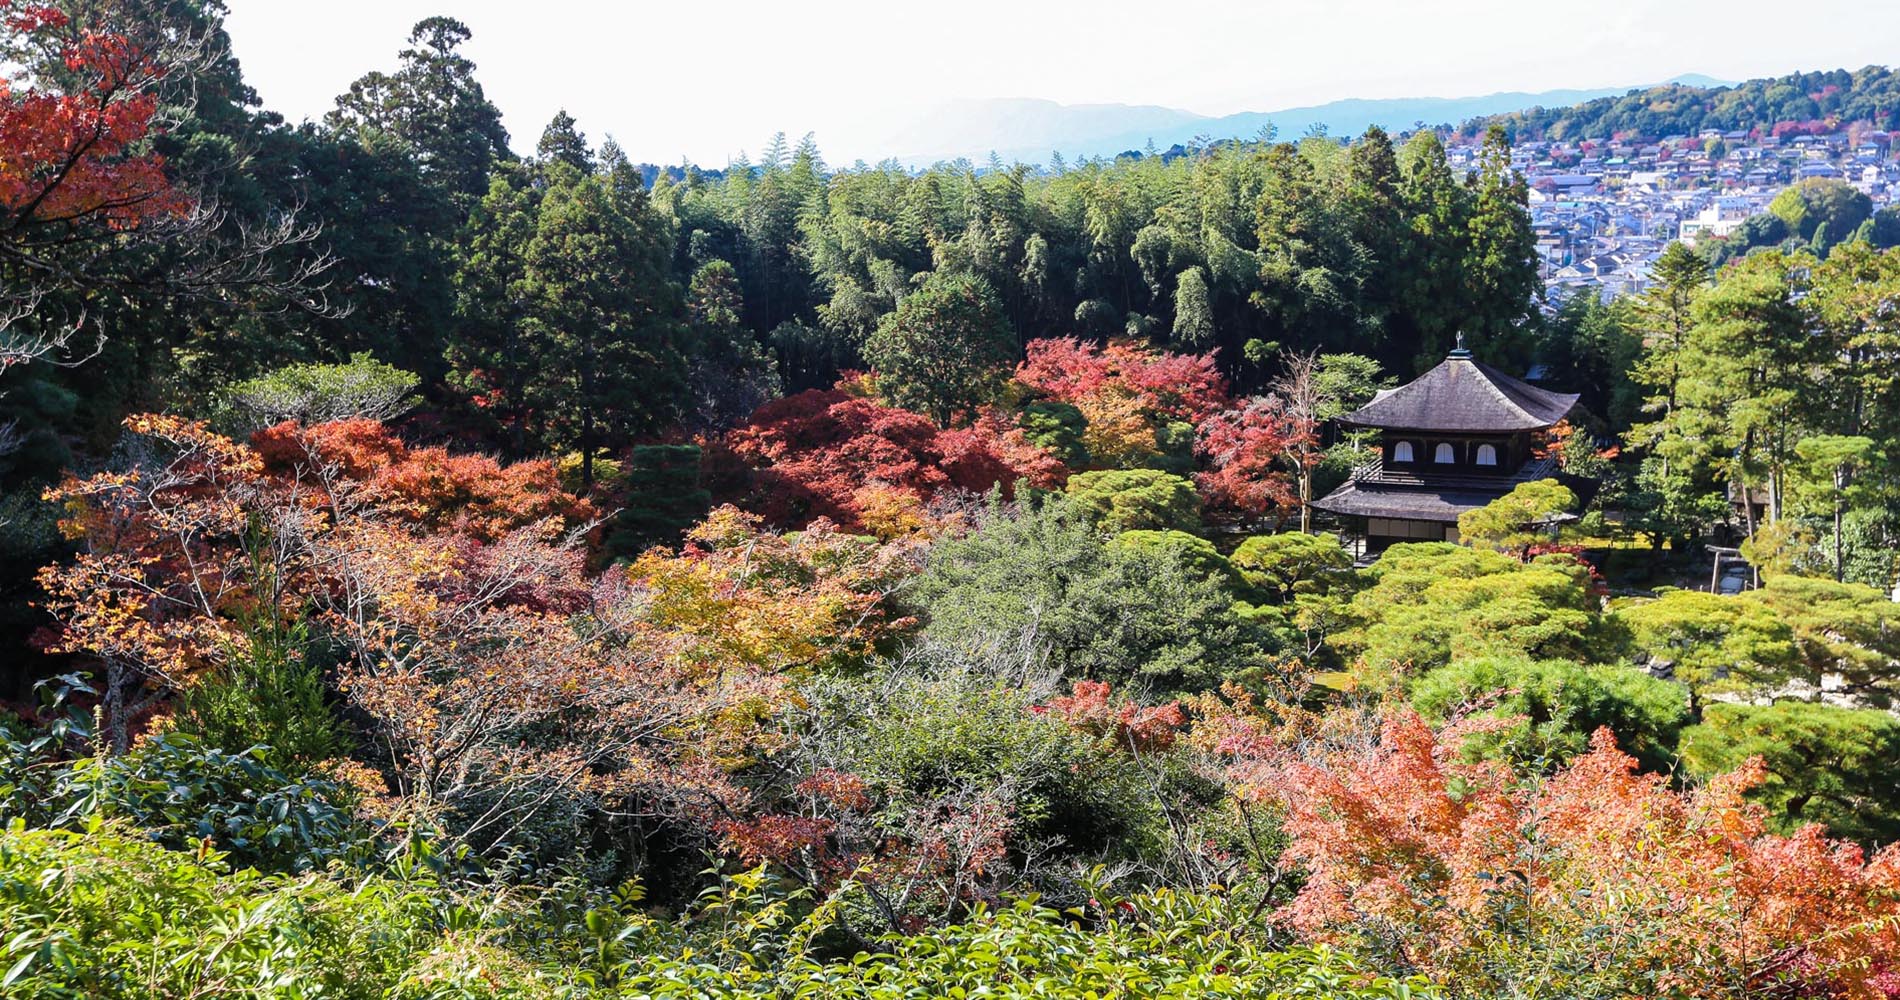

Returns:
877,75,1733,166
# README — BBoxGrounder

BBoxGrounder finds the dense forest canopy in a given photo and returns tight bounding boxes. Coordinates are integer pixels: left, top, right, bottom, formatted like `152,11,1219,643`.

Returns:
6,4,1900,999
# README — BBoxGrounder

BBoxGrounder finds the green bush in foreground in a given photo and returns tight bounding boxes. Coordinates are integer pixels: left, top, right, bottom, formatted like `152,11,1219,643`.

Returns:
2,697,365,874
580,867,1434,999
0,825,1432,999
0,824,545,1000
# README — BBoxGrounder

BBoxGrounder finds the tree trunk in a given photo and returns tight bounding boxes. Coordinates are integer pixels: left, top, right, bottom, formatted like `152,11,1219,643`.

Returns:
1835,495,1846,583
1738,470,1755,541
1298,464,1313,533
581,406,596,492
104,661,132,756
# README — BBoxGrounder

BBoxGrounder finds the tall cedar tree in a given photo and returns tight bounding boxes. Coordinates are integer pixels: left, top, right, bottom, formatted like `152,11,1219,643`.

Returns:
523,165,687,488
325,17,510,209
452,163,687,486
313,17,513,379
1461,126,1541,361
536,109,590,173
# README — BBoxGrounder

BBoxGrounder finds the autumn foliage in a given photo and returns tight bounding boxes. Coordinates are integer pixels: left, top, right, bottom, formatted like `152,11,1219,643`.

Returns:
1010,337,1304,524
1014,337,1228,468
1015,337,1228,425
1242,710,1900,998
0,3,187,233
251,418,592,541
38,415,272,710
1036,679,1188,753
36,415,920,849
724,386,1064,532
1194,395,1309,523
625,505,918,675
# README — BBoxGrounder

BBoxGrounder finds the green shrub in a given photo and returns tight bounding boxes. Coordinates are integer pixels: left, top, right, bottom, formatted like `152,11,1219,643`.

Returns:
1612,588,1799,706
1151,420,1198,475
1410,655,1688,772
602,443,712,556
0,824,547,999
1108,528,1244,591
1679,701,1900,844
222,353,420,430
1064,468,1202,533
0,824,1427,999
1338,543,1602,691
604,868,1432,998
2,685,365,875
911,500,1271,690
1231,531,1354,603
83,734,367,873
785,667,1178,890
1018,400,1089,468
170,618,350,773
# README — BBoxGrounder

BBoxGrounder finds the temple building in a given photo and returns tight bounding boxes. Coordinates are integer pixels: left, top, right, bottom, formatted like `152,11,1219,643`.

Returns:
1310,336,1587,555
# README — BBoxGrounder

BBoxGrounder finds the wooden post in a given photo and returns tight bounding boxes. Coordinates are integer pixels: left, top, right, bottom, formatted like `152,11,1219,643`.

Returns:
1705,545,1742,593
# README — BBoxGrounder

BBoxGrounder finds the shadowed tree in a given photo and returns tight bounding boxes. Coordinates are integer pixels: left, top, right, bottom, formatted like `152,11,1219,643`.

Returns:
866,273,1014,427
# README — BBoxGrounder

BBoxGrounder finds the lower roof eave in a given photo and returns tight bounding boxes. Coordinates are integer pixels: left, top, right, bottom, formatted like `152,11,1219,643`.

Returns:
1309,482,1506,524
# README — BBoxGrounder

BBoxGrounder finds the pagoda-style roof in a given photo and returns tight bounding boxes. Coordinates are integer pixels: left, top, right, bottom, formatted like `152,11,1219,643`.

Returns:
1339,342,1579,433
1308,480,1518,524
1312,477,1592,525
1310,458,1600,525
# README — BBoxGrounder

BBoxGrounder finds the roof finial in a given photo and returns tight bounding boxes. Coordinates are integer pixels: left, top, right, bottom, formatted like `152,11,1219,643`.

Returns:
1449,331,1472,359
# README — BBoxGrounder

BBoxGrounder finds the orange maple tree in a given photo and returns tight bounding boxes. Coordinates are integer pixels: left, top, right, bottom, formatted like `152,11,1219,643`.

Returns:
1239,710,1900,998
251,418,593,541
38,414,925,857
624,504,919,676
38,415,291,749
1036,679,1188,754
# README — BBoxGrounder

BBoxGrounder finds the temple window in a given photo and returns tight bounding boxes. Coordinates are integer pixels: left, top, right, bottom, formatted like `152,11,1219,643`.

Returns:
1393,441,1415,463
1475,443,1499,466
1434,442,1456,464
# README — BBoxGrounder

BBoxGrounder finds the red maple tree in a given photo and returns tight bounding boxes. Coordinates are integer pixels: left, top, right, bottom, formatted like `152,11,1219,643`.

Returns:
0,2,190,367
724,386,1064,532
1193,395,1307,525
1015,337,1228,424
0,3,185,231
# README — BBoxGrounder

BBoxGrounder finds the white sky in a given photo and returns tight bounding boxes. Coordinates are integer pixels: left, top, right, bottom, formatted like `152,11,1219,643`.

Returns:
222,0,1900,166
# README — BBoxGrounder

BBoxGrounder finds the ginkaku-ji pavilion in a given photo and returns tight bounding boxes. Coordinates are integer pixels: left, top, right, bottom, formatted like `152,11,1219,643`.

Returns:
1310,334,1590,555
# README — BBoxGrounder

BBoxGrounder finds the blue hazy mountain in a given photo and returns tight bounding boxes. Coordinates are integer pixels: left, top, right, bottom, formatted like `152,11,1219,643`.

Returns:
882,76,1730,166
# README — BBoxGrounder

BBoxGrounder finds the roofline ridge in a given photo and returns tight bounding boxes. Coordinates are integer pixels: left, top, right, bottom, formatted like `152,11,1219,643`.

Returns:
1344,355,1449,419
1338,354,1581,430
1467,355,1584,416
1458,355,1546,425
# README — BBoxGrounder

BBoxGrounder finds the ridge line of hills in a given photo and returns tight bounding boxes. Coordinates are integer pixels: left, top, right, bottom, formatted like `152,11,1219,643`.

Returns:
871,74,1734,166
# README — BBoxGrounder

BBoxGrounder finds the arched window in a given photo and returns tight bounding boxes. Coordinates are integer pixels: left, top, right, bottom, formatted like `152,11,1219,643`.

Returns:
1475,443,1499,466
1393,441,1415,463
1435,442,1456,464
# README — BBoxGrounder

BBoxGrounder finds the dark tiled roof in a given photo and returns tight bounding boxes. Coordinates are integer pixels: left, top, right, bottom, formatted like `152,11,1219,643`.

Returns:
1308,480,1515,523
1340,352,1579,432
1312,471,1599,524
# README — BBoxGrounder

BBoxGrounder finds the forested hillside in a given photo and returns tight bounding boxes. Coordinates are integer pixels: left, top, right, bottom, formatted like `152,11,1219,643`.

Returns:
1473,65,1900,140
5,4,1900,999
